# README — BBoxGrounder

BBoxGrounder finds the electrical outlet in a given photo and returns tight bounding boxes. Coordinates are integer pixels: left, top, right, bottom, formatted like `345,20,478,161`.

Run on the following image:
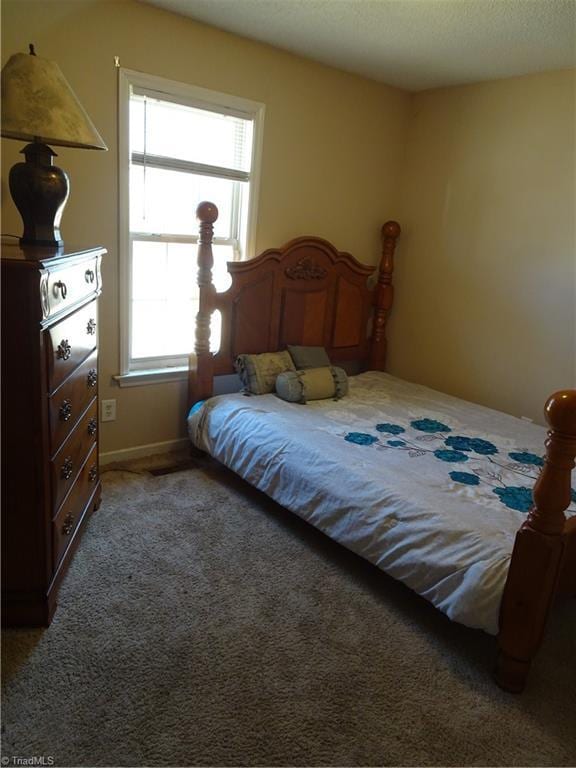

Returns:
101,399,117,422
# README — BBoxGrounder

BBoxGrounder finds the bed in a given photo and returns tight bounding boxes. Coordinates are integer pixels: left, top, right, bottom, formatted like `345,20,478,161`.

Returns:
187,201,576,692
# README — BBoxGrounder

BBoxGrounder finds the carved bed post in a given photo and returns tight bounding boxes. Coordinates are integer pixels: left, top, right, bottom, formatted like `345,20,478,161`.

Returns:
369,220,401,371
189,201,218,406
496,390,576,692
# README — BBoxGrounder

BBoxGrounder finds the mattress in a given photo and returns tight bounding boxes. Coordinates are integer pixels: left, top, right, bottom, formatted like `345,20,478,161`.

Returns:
187,372,575,635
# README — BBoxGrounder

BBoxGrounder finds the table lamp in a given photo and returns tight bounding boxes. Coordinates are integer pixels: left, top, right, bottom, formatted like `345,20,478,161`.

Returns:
1,44,107,248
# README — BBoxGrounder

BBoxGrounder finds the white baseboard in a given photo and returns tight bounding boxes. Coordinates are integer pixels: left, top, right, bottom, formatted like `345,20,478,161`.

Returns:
99,437,190,466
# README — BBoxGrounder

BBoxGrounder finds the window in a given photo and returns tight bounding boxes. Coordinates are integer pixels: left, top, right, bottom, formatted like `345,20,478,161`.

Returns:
118,70,264,382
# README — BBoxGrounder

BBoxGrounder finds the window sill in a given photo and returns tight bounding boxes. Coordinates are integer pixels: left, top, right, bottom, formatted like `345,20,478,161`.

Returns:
114,366,189,388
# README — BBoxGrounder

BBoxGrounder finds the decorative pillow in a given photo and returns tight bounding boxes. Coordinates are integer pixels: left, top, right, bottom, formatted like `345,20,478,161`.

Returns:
275,366,349,404
235,350,295,395
287,345,331,370
331,366,349,398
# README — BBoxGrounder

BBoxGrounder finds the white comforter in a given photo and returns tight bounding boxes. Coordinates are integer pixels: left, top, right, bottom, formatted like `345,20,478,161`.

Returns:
188,372,575,635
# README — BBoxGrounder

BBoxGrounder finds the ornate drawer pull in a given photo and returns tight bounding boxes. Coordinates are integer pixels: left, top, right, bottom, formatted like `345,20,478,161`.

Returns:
87,318,97,335
59,399,72,422
88,418,97,436
85,269,95,284
88,465,98,482
87,369,98,387
60,457,74,480
57,339,72,361
61,513,75,536
54,280,67,299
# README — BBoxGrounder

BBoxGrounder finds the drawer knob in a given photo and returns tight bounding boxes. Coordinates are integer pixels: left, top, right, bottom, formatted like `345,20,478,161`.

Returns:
60,457,74,480
54,280,67,300
85,269,95,284
57,339,72,361
87,318,97,335
87,369,98,387
88,418,97,436
59,399,73,422
61,513,75,536
88,465,98,482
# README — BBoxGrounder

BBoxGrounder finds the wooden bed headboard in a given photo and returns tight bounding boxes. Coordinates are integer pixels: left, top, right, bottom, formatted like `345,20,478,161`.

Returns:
189,201,401,405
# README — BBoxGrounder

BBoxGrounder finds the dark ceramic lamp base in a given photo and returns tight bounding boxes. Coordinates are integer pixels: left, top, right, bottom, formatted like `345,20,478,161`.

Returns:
9,142,69,248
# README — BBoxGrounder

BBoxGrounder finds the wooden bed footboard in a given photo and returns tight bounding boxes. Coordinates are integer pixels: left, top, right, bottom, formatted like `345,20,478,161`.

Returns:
496,390,576,692
558,517,576,597
189,202,401,406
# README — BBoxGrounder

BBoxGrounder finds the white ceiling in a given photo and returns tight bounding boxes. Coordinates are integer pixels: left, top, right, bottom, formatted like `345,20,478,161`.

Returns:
140,0,576,91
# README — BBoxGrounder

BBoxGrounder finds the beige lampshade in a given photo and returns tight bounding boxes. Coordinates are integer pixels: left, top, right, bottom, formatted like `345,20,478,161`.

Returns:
1,50,107,150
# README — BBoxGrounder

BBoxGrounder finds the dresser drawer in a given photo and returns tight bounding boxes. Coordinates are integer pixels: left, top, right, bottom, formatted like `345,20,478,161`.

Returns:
52,445,99,569
46,302,98,394
51,399,98,513
48,351,99,454
44,254,101,320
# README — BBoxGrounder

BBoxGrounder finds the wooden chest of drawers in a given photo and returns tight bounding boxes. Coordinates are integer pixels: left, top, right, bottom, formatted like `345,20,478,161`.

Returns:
1,243,105,626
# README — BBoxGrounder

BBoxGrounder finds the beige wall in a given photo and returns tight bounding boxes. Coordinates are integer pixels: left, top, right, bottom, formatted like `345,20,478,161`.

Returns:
391,70,575,424
2,2,573,451
1,0,409,454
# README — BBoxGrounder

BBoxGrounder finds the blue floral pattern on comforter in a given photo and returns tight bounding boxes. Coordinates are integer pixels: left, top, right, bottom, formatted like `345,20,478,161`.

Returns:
344,417,576,516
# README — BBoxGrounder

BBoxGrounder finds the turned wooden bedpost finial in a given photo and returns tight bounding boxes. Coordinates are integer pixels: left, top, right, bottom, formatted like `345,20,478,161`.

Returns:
530,391,576,533
369,221,401,371
496,389,576,693
190,201,219,406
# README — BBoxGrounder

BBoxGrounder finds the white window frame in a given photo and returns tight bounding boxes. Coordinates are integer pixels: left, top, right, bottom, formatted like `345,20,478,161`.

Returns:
116,68,265,385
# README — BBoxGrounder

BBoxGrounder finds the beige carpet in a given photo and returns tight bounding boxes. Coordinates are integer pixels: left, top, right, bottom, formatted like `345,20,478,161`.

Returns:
2,454,575,767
